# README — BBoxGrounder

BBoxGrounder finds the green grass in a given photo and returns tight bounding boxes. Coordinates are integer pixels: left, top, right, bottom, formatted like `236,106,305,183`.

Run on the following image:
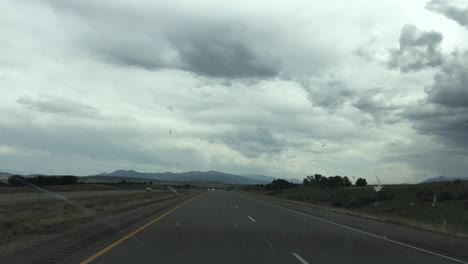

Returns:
246,182,468,237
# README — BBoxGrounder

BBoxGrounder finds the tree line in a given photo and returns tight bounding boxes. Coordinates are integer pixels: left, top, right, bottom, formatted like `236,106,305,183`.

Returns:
264,179,298,190
8,175,79,186
303,174,367,187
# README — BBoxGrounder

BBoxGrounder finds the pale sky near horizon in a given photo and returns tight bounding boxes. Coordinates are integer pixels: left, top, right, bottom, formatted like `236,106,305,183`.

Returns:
1,0,467,183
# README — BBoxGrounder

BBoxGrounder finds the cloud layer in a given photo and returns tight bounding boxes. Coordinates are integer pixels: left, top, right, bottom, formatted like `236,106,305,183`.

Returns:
1,0,468,183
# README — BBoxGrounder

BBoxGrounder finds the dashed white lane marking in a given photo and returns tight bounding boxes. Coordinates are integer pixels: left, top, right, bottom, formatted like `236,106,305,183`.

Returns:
245,196,468,264
235,205,239,209
291,252,309,264
248,216,256,223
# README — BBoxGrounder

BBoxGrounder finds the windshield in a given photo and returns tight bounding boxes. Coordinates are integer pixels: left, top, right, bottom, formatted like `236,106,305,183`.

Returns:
0,1,467,264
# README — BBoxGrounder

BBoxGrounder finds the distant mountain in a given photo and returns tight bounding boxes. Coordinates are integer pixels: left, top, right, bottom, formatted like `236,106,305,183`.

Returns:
242,174,302,184
81,175,157,183
104,170,267,184
421,176,468,183
288,178,303,184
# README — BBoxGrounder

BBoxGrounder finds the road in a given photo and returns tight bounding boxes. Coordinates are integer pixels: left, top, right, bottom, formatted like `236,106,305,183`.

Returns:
0,189,164,204
76,190,468,264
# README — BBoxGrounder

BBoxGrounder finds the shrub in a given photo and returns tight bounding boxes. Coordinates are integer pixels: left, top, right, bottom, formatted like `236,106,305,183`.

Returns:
345,196,374,208
355,178,367,187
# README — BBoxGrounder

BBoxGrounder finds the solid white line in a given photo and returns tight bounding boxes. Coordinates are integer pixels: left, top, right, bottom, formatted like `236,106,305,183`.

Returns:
245,196,468,264
248,216,256,223
235,205,239,209
291,252,309,264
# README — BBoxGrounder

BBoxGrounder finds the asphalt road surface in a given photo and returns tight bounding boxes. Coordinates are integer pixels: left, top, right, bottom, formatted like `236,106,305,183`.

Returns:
0,189,161,204
76,191,468,264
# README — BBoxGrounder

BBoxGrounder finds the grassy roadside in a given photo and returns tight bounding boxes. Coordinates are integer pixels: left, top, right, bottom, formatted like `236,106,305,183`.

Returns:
0,191,184,239
0,183,161,193
244,182,468,238
0,184,119,193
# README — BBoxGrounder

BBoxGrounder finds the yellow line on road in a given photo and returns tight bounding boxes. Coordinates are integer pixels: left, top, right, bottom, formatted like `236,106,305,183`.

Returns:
80,195,199,264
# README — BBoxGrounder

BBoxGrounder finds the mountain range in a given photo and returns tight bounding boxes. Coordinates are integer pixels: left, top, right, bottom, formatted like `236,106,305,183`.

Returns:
96,170,282,185
420,176,468,183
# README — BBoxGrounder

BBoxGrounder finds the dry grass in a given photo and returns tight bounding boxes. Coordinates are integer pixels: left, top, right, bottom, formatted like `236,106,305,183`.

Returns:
0,191,177,239
247,182,468,238
0,184,120,193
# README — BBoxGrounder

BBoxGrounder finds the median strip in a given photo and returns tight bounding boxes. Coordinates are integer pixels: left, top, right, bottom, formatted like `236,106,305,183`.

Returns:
80,194,199,264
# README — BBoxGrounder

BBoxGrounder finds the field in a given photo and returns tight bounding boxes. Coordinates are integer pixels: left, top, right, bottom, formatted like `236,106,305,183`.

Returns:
245,181,468,237
0,191,179,240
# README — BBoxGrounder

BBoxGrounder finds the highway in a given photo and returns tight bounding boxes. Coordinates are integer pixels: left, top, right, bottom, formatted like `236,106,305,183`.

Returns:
76,190,468,264
2,190,467,264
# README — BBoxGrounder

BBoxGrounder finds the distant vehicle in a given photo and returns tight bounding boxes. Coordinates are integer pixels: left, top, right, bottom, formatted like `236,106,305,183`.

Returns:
145,187,152,192
225,187,232,191
161,186,169,190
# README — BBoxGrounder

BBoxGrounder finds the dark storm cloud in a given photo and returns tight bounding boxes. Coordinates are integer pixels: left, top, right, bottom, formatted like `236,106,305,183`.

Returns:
403,51,468,149
172,33,278,79
44,0,280,79
426,53,468,108
426,0,468,28
16,96,99,118
387,25,444,72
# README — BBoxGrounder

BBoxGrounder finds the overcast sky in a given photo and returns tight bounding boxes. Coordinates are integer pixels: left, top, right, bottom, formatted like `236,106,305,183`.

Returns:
1,0,467,183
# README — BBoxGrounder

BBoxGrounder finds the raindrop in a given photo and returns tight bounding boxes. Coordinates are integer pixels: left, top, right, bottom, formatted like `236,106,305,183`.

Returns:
374,173,383,192
321,142,327,148
166,105,174,112
432,194,438,207
169,129,172,134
